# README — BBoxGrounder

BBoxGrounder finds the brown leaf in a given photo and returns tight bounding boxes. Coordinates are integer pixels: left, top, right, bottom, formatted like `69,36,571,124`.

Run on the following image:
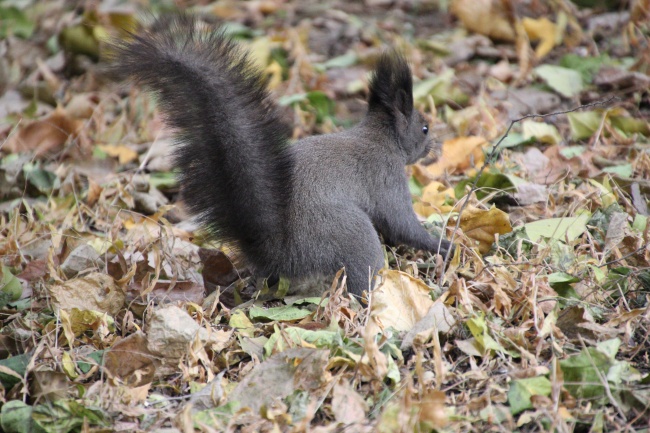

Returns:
331,380,368,424
48,272,125,316
4,107,86,157
419,389,448,429
556,306,597,341
104,331,156,387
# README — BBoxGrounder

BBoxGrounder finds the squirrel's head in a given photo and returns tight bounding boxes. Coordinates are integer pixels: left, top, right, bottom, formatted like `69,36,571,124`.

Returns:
367,52,435,165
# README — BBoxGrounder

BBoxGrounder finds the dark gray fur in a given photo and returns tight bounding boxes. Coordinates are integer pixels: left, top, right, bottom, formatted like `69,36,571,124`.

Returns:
111,15,452,297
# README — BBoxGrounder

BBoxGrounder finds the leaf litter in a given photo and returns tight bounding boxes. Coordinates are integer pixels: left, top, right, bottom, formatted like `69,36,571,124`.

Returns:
0,0,649,431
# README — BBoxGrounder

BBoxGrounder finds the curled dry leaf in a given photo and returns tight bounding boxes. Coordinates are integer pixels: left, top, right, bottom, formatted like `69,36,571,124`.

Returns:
400,300,457,350
366,270,435,337
145,305,232,375
522,17,558,59
458,206,512,254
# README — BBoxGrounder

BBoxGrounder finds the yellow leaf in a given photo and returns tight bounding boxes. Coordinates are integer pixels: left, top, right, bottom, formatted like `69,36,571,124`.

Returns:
522,17,558,59
459,206,512,253
265,60,283,90
62,351,78,379
426,136,488,178
413,181,455,217
451,0,515,41
98,144,139,164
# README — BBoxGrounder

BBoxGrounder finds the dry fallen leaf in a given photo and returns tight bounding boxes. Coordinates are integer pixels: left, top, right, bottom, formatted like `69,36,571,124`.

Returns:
413,181,456,217
419,389,448,429
366,270,435,337
522,17,558,59
425,136,488,178
104,331,157,387
332,380,368,424
458,206,512,254
451,0,515,41
48,272,125,315
4,107,88,157
97,144,139,165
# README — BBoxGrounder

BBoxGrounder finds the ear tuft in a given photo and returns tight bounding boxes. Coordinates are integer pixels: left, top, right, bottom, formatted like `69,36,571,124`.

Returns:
368,51,414,119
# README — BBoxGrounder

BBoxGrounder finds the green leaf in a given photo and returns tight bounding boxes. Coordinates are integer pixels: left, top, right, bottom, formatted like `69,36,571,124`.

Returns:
567,111,602,140
0,353,29,390
219,22,256,39
24,168,58,193
193,402,240,430
413,69,468,106
559,54,611,83
409,175,424,196
534,65,583,98
632,214,647,232
494,132,534,150
264,326,343,356
602,164,633,178
466,314,507,355
610,116,650,136
508,376,552,415
0,6,35,39
149,172,177,189
560,348,612,399
454,170,518,200
32,400,106,433
306,91,334,123
249,305,311,322
596,338,621,359
315,52,358,70
559,145,586,159
524,212,591,243
278,92,334,123
522,120,562,145
77,350,104,374
0,265,22,308
547,272,580,286
59,24,100,59
559,338,633,401
0,401,38,433
278,93,308,106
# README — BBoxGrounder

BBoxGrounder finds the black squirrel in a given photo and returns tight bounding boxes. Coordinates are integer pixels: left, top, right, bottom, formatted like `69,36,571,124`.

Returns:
111,15,453,297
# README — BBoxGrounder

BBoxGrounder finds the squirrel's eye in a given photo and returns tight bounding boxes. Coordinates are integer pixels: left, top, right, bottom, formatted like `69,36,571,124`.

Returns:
422,125,429,135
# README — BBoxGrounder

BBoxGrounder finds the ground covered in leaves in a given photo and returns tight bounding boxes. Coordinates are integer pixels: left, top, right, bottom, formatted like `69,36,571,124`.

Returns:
1,0,650,432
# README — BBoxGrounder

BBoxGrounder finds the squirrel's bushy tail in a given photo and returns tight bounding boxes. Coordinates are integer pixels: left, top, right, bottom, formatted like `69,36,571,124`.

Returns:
111,15,292,270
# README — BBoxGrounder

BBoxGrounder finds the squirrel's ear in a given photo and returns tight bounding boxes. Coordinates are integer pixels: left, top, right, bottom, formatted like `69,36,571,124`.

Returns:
368,52,414,122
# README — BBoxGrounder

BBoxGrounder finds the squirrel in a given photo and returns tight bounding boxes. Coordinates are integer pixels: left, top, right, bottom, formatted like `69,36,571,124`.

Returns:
111,15,453,297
